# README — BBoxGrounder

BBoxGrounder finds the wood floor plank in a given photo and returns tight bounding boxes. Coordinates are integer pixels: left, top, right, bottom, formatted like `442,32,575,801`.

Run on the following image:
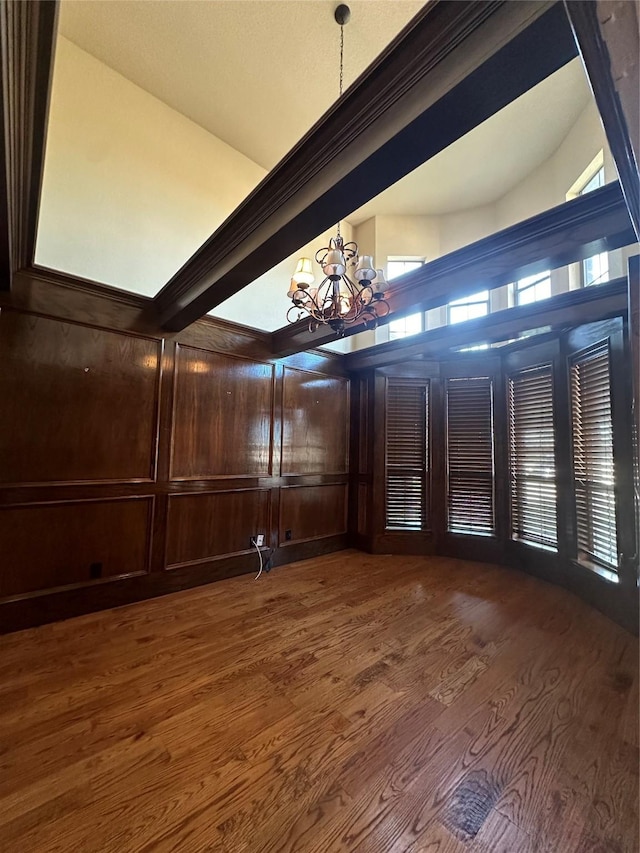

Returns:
0,551,636,852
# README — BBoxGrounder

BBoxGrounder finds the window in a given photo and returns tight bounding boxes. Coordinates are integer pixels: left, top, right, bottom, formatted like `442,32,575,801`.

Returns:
388,313,423,341
447,291,489,324
515,271,551,306
509,365,557,550
446,377,495,535
570,342,618,571
387,260,424,340
579,167,609,287
385,381,429,530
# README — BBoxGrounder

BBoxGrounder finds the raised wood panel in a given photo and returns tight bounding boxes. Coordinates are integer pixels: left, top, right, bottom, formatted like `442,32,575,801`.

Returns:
0,311,161,484
165,489,270,568
0,497,152,598
279,483,347,545
281,368,349,475
171,345,274,479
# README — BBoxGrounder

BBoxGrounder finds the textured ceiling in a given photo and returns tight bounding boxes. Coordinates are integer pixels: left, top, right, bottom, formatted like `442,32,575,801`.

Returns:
59,0,426,171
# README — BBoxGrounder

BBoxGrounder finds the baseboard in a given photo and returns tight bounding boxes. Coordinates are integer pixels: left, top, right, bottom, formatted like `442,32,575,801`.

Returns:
0,535,348,634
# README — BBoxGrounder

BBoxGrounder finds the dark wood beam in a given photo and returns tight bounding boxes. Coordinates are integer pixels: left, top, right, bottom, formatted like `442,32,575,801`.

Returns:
0,0,59,289
272,182,636,355
154,0,577,332
564,1,640,242
344,277,629,371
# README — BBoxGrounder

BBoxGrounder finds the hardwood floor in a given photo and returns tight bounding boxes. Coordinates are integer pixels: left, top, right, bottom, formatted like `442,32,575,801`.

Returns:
0,551,637,852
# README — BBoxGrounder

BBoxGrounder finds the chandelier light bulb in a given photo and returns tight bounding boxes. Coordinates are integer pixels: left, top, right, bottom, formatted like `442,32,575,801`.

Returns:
292,257,315,287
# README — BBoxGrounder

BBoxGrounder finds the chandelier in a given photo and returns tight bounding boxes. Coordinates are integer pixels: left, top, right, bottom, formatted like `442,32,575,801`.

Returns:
286,5,390,336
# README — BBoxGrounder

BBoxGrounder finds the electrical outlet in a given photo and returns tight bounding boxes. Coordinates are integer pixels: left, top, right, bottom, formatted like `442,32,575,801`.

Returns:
285,529,292,541
256,534,265,547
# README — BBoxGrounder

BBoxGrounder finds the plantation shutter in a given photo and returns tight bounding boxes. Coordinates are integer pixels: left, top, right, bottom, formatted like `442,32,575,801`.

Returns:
446,377,495,535
385,382,428,530
509,365,557,550
570,343,618,570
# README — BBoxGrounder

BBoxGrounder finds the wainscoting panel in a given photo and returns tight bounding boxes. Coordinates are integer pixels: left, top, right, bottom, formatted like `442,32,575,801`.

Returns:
279,483,348,545
165,489,271,568
171,345,275,479
281,367,349,475
0,310,161,484
0,496,152,598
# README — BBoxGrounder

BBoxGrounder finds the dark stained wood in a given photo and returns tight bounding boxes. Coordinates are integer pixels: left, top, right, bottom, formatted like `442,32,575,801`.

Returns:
0,310,162,484
165,490,271,568
0,1,58,287
171,345,275,479
281,368,349,475
154,1,576,331
345,275,629,371
279,483,347,545
564,1,640,241
0,496,152,598
0,271,350,629
275,182,636,355
0,551,635,851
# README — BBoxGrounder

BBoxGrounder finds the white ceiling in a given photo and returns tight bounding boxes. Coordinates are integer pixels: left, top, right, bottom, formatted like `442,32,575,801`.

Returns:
59,0,426,171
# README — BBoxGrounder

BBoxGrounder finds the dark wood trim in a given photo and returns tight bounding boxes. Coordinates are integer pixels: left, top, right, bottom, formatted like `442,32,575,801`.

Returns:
275,182,636,355
0,534,348,633
564,1,640,241
153,1,576,332
345,276,629,371
0,1,58,287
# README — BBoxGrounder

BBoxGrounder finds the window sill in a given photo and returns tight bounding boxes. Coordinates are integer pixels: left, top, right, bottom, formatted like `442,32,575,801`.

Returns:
572,558,619,584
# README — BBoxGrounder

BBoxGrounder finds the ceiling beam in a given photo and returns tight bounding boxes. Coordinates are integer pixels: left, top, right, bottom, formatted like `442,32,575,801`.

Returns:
563,1,639,242
0,0,59,289
154,0,577,332
344,277,628,371
271,181,636,355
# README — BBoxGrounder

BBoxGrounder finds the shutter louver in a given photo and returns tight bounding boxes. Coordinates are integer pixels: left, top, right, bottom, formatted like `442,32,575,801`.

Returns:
570,343,618,571
446,378,495,535
385,382,428,530
509,365,557,550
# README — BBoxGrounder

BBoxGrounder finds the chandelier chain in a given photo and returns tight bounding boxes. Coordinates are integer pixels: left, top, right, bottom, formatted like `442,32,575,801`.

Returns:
337,22,344,240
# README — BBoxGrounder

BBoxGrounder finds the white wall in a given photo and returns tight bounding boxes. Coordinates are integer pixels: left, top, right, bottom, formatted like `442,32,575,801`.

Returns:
36,37,265,295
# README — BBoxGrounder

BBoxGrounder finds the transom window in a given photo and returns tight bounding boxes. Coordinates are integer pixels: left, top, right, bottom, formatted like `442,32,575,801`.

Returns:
515,271,551,306
447,290,489,324
387,259,424,340
578,166,609,287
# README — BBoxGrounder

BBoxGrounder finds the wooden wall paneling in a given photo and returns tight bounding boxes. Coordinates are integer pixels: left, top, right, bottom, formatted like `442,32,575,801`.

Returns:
371,372,388,543
429,376,446,550
165,489,270,569
0,496,152,599
279,483,347,546
0,310,162,485
281,367,349,475
171,344,275,479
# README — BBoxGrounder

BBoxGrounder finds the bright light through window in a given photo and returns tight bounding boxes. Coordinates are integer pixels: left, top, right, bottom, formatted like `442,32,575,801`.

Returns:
516,271,551,306
448,291,489,324
579,167,610,287
387,260,424,339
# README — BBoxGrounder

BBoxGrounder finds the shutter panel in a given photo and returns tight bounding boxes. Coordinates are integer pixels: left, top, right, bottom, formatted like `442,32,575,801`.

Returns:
509,365,557,550
570,343,618,570
385,382,428,530
446,377,495,535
